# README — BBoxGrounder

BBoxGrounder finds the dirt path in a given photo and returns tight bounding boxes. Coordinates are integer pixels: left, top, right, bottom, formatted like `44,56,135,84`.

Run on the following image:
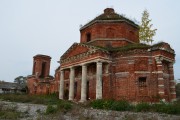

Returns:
0,101,180,120
0,101,47,120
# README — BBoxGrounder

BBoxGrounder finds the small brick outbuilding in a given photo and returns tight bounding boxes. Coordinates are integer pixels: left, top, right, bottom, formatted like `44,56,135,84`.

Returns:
27,55,59,94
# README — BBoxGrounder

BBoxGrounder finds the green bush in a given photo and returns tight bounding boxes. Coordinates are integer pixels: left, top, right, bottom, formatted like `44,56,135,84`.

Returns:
46,105,57,114
90,99,112,109
135,102,151,112
90,99,104,109
102,100,114,109
111,100,132,111
90,99,132,111
152,102,180,114
57,100,72,111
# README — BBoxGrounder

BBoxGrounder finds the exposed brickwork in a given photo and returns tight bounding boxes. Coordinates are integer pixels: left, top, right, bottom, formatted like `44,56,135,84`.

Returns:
32,55,51,78
27,8,176,102
80,22,139,47
27,55,59,95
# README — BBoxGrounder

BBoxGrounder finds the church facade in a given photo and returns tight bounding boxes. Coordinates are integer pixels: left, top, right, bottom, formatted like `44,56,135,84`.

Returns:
27,8,176,102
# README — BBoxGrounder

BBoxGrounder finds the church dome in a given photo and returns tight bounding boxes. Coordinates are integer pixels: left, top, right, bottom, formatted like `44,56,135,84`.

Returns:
80,8,138,30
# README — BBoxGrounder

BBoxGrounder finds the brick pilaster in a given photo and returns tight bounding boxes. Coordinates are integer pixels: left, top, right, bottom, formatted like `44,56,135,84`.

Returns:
168,63,176,101
155,57,165,98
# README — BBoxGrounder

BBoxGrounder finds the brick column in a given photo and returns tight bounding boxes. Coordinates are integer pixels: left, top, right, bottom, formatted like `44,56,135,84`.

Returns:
155,57,165,98
69,67,75,101
59,70,64,99
168,63,176,101
80,64,87,102
96,61,103,99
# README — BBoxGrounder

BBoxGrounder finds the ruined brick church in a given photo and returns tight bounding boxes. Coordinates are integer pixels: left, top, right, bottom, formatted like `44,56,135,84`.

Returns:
27,8,176,102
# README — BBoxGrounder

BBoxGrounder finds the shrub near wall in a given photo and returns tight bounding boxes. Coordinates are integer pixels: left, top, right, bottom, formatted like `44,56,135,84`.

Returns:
90,99,180,115
91,99,133,111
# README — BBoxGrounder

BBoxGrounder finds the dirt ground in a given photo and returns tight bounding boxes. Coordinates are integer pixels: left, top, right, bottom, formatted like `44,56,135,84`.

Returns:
0,101,180,120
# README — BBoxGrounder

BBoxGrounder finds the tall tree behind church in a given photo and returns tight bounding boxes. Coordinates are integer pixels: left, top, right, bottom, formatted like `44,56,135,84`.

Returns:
139,9,157,44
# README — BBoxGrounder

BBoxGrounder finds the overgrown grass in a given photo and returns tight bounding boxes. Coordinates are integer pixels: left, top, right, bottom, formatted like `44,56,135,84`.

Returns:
0,93,72,115
95,43,150,52
0,93,59,105
93,42,168,53
0,103,22,120
90,99,133,111
90,99,180,115
45,100,73,114
1,94,179,115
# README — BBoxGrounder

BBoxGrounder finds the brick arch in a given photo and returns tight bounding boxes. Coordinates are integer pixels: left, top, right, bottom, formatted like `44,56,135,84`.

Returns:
106,28,115,38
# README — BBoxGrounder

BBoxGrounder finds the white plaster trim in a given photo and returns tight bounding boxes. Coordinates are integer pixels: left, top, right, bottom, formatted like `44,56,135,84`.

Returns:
158,92,164,94
170,86,175,89
87,38,135,44
116,55,174,64
158,85,164,87
158,78,164,80
156,62,162,64
115,72,129,74
171,92,176,94
154,55,175,63
61,57,111,70
64,79,70,82
117,56,153,59
80,19,138,30
134,71,150,74
115,72,129,78
152,71,163,74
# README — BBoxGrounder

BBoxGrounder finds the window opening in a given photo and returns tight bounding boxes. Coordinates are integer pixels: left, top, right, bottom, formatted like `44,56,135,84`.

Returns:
66,83,69,88
138,77,146,87
40,62,46,78
33,62,36,75
86,33,91,42
74,82,77,98
87,81,89,100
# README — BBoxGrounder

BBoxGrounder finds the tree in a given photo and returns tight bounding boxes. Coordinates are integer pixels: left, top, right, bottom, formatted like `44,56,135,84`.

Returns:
139,9,157,44
14,76,27,85
14,76,28,93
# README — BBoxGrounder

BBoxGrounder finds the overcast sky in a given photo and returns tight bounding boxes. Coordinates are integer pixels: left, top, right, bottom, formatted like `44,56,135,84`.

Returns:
0,0,180,82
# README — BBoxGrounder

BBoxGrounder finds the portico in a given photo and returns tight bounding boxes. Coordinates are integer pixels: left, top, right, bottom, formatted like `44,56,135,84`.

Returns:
59,59,108,102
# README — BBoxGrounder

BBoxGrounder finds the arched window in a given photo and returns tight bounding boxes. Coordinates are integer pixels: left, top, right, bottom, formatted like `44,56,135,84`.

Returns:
33,62,36,75
86,33,91,42
40,62,46,78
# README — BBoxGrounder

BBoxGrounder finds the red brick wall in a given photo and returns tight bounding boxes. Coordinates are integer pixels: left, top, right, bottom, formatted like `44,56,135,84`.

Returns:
80,22,139,47
27,77,37,94
33,56,51,78
63,45,89,58
89,40,129,48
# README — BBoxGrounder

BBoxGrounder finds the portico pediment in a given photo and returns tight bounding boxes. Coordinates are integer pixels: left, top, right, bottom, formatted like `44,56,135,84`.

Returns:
60,43,109,64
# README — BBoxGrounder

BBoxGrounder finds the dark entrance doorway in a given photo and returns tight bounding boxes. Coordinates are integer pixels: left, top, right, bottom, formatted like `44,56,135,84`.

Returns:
40,62,46,78
87,81,89,100
74,82,78,99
